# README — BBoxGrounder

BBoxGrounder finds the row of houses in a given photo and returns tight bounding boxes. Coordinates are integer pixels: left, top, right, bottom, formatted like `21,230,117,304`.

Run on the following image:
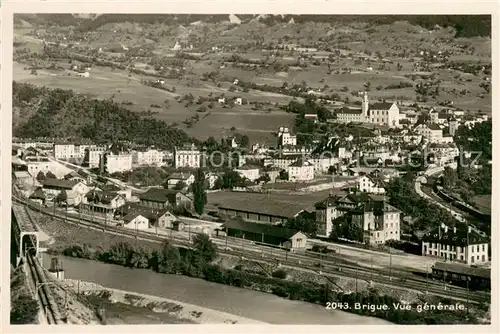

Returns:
52,143,167,170
28,178,194,232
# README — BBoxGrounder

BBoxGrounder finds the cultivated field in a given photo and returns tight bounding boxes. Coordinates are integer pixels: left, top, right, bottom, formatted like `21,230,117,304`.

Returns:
13,15,492,145
472,194,492,213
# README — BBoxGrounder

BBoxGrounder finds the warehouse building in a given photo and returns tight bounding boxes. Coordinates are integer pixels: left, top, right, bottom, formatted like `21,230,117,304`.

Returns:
217,196,306,224
223,218,307,250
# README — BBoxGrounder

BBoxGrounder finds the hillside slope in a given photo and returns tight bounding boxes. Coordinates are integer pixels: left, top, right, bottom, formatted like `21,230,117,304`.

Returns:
13,82,196,148
14,14,492,38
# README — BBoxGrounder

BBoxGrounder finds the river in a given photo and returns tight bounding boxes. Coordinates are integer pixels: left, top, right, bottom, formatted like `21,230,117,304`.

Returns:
42,254,389,325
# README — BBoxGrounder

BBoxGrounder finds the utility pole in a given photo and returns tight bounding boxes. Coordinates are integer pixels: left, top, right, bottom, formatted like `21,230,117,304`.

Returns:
155,211,159,237
370,256,373,282
425,266,428,294
261,233,264,257
135,221,138,242
388,245,393,280
65,201,68,223
355,268,358,292
466,276,470,317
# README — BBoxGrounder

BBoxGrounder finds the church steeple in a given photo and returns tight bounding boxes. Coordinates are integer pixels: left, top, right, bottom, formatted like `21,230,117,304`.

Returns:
362,91,369,117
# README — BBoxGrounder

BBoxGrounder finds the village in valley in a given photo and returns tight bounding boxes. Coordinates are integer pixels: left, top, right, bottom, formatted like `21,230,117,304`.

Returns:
10,14,492,326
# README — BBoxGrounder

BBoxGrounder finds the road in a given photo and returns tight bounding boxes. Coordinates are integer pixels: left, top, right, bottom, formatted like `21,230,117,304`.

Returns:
45,155,142,192
414,164,467,223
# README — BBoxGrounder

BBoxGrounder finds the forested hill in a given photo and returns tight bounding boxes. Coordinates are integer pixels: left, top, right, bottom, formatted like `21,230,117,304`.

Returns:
15,14,491,38
13,81,197,149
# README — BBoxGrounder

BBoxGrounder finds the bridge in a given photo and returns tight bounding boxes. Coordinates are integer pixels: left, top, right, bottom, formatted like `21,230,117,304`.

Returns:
11,204,40,265
11,204,63,324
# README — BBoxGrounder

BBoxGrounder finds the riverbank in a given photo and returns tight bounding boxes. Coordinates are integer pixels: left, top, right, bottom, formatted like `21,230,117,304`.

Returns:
62,279,266,324
52,241,488,325
33,209,488,325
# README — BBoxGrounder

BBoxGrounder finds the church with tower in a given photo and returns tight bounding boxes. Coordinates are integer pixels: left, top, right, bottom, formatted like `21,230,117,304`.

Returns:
335,92,400,128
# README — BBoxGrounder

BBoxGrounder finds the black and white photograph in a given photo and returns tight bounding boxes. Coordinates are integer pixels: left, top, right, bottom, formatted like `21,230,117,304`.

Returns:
3,5,496,330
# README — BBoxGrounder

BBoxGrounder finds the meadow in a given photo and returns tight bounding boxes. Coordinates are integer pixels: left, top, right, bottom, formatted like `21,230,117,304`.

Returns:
13,61,295,144
13,16,492,145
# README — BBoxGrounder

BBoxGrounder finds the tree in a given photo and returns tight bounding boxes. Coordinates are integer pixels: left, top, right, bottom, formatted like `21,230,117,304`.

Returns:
221,170,244,189
238,134,250,148
479,81,490,93
344,222,364,242
279,170,289,181
55,190,68,207
10,269,39,324
192,233,217,262
36,171,46,182
258,173,271,184
213,177,224,189
155,241,182,274
203,136,220,152
442,166,457,190
284,211,318,237
192,168,207,215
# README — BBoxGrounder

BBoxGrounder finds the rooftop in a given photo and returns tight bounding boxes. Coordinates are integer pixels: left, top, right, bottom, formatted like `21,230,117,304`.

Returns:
168,172,193,180
433,261,490,279
236,165,261,171
117,203,171,220
337,106,363,115
426,123,442,131
42,178,79,190
123,212,148,223
218,196,307,219
223,217,304,240
369,102,394,111
289,158,312,167
422,226,489,246
138,188,181,204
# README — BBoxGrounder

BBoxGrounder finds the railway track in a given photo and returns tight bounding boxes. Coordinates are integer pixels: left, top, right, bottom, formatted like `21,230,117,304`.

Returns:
15,195,490,304
222,246,489,304
26,253,59,324
13,205,62,324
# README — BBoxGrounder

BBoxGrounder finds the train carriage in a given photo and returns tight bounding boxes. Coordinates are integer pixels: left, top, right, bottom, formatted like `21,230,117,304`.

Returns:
431,261,490,291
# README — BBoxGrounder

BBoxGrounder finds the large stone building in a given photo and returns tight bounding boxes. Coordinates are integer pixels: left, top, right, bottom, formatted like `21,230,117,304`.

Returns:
86,146,108,168
133,148,165,166
174,144,202,169
277,127,297,147
421,224,489,265
101,152,133,174
314,193,401,245
288,158,314,181
334,92,400,128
